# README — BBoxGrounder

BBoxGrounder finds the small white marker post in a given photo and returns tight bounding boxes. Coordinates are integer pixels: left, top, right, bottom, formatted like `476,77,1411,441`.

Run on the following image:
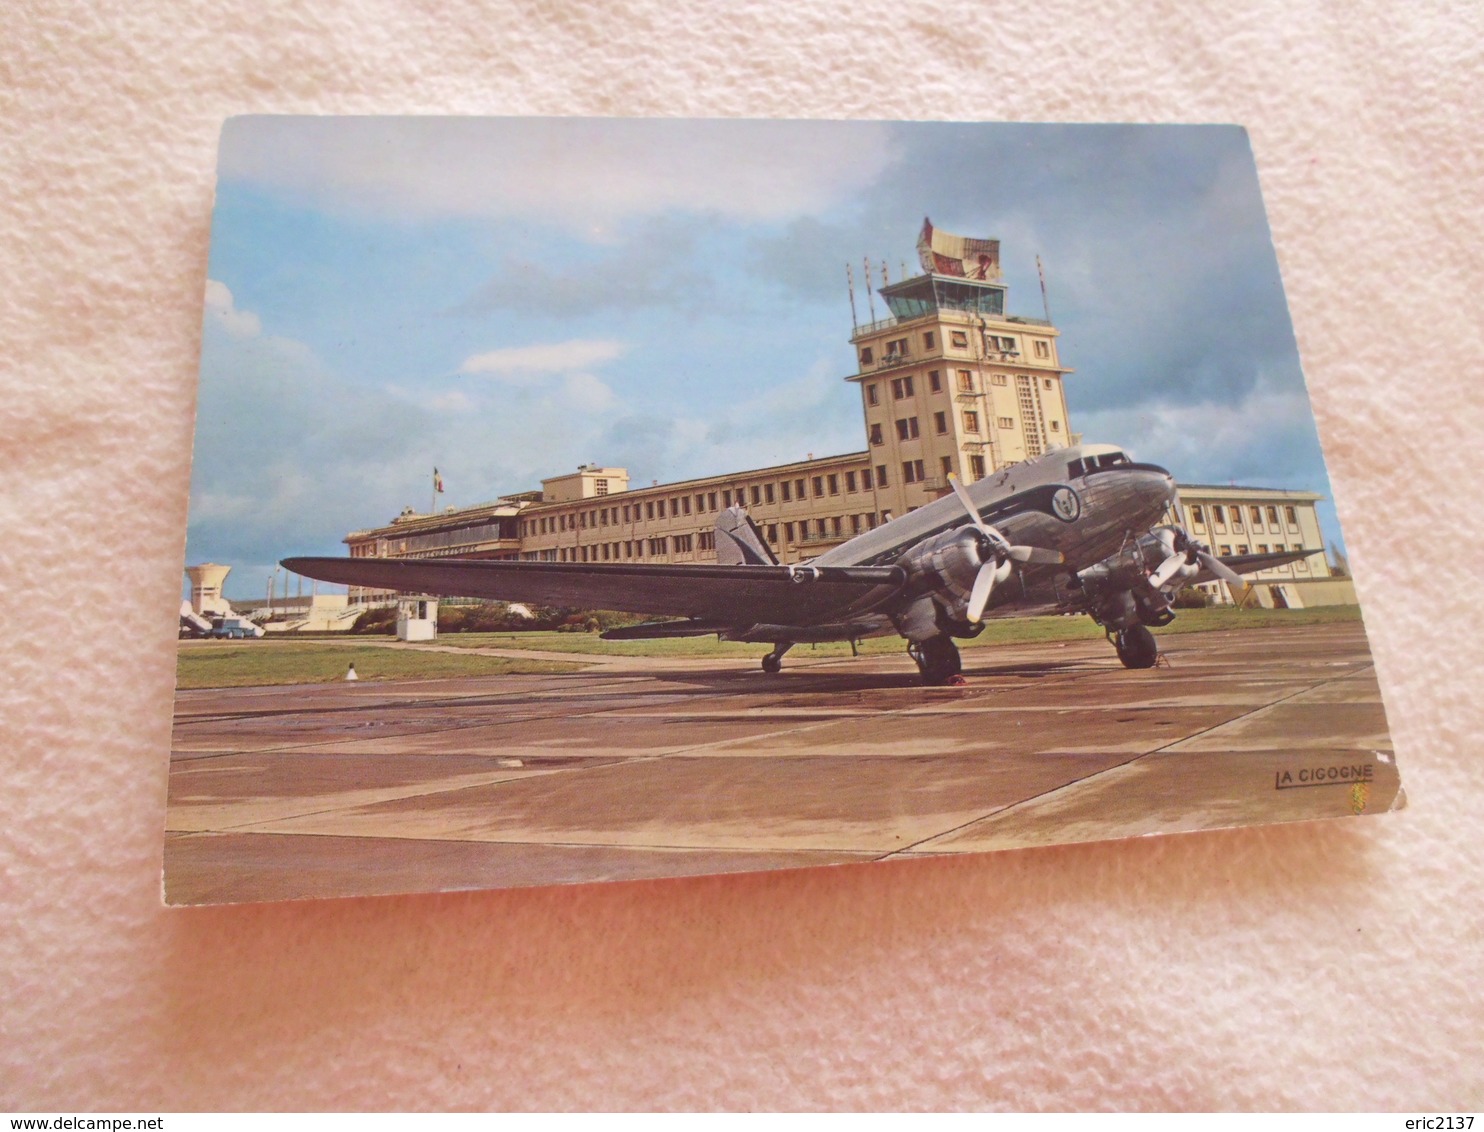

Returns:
345,662,358,682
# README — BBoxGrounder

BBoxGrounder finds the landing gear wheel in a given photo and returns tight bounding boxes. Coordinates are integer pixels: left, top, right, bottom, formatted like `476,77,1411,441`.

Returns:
761,643,791,674
1114,624,1159,669
910,635,963,685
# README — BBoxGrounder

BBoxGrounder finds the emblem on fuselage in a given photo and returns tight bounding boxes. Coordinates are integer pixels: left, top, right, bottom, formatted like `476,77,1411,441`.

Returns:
1051,486,1081,523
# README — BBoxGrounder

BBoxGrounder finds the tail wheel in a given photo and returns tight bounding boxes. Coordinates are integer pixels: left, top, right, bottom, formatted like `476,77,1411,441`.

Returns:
1114,624,1159,669
761,653,782,674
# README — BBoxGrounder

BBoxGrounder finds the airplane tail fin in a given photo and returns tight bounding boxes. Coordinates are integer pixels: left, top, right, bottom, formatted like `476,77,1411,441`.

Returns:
715,505,779,566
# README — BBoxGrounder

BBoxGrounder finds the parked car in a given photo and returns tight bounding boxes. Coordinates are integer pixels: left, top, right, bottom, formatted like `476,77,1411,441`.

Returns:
209,617,264,640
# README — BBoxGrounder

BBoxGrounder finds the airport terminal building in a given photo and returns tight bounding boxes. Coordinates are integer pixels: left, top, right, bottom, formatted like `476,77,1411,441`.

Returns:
343,225,1350,610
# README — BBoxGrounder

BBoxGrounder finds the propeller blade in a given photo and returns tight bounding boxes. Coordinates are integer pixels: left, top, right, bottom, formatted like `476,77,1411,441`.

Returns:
967,562,999,622
1149,552,1189,589
1198,549,1245,587
946,473,992,536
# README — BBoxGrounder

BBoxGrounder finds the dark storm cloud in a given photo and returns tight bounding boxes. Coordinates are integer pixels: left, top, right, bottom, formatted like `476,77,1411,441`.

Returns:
745,124,1305,415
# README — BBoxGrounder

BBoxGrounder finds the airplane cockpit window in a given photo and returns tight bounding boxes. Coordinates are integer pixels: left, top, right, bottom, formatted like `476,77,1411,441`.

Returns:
1072,451,1132,476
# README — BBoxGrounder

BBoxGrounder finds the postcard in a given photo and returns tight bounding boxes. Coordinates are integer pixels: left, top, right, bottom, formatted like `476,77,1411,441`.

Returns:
167,117,1401,904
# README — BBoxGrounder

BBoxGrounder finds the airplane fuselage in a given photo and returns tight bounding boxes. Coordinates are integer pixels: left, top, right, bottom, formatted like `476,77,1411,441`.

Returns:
726,444,1177,645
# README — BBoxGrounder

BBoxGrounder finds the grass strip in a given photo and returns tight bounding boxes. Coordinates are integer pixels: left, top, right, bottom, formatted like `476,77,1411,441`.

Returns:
176,642,584,689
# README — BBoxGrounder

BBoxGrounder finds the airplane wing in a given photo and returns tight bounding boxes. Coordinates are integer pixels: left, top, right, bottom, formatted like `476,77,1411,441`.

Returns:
282,556,906,627
1190,548,1319,586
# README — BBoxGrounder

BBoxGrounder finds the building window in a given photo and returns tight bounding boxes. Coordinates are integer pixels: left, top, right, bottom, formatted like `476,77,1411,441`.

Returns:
1249,506,1262,526
890,375,915,399
721,490,732,508
963,411,980,432
1213,505,1226,526
1050,420,1060,432
895,417,920,441
812,476,824,497
1285,506,1299,527
869,423,884,446
866,513,878,529
924,331,936,350
845,470,857,493
765,482,775,504
941,455,953,479
1034,340,1050,358
816,519,829,538
750,485,761,506
934,411,947,434
781,480,791,502
951,331,968,348
992,373,1007,386
928,369,942,392
1043,378,1052,390
957,370,974,392
795,478,805,499
831,516,843,536
1267,506,1279,525
887,337,909,357
860,347,873,366
969,455,986,479
866,383,879,406
997,416,1013,429
876,464,888,486
1238,544,1249,555
901,459,925,484
784,522,795,542
1258,544,1269,554
595,478,608,495
827,474,839,495
1191,505,1205,526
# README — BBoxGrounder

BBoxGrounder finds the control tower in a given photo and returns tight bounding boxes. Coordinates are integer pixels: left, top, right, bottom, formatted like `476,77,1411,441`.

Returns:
184,563,233,617
848,218,1076,517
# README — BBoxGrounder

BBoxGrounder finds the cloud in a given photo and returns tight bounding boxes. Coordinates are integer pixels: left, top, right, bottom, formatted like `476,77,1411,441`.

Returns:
451,213,718,317
203,279,261,338
459,339,627,376
219,117,898,228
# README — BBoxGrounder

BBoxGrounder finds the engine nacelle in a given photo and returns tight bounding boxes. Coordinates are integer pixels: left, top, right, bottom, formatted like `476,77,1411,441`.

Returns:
896,527,991,620
1074,528,1180,629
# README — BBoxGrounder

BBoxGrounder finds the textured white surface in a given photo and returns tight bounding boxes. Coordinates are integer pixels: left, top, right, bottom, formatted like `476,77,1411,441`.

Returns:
3,0,1482,1111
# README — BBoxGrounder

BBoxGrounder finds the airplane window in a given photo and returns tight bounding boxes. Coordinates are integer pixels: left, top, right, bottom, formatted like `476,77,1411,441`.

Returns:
1067,459,1085,479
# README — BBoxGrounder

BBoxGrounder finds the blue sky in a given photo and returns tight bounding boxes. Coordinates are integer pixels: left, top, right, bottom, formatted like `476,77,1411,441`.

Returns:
189,118,1339,599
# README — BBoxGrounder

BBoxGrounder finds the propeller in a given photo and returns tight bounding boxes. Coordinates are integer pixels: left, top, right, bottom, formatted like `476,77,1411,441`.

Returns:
947,474,1065,621
1148,527,1244,591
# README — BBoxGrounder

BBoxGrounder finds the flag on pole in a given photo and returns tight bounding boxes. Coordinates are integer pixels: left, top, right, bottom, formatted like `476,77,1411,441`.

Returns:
433,468,445,493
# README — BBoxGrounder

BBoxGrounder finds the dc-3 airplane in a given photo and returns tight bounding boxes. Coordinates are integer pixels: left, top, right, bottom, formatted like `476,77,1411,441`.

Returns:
284,443,1310,685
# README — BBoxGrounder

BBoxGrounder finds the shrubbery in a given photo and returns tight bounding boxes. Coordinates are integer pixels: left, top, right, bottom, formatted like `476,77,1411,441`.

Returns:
1172,587,1210,609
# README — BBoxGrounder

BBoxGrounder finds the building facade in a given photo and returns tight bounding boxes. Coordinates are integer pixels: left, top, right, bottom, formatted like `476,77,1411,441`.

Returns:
341,228,1348,609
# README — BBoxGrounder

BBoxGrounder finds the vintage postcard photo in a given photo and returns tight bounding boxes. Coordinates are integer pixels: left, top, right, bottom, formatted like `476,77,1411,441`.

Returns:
167,117,1401,904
